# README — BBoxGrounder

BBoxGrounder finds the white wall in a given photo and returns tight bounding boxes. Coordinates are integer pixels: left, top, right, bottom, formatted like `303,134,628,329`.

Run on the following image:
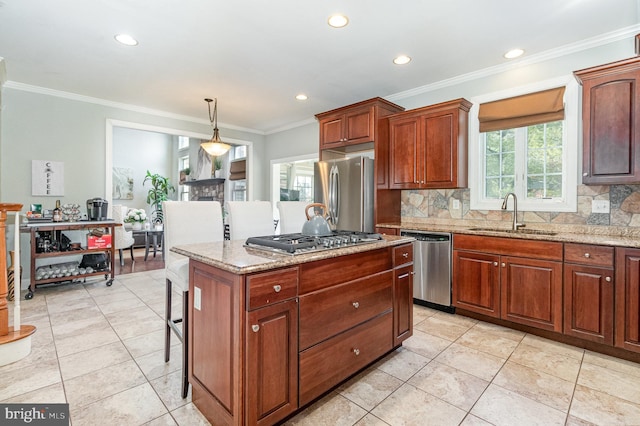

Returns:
112,127,175,214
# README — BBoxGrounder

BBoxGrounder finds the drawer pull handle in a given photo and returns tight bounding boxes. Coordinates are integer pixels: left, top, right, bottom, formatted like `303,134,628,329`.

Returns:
402,252,409,258
398,273,410,279
273,285,282,293
353,348,360,356
605,276,611,282
352,301,360,309
493,262,498,266
252,325,260,333
501,263,506,267
584,253,590,258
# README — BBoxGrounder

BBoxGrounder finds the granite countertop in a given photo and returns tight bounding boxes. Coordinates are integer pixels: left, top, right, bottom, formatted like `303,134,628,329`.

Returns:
172,234,415,274
379,220,640,249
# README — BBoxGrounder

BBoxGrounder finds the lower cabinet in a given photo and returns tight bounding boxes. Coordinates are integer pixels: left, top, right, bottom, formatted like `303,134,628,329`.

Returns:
393,243,414,346
453,250,501,318
615,247,640,353
453,234,563,332
501,256,563,332
563,243,614,345
189,245,414,425
246,299,298,426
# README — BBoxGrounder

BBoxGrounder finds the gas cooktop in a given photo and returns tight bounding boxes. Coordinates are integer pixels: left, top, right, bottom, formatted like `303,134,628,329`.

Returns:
245,231,383,255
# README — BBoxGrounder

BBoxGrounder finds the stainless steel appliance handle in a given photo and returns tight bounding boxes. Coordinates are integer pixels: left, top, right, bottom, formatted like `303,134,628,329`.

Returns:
333,166,340,225
329,165,339,225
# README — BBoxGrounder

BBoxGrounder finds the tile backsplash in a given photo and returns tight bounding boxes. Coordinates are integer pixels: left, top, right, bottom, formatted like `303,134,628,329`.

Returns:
401,184,640,228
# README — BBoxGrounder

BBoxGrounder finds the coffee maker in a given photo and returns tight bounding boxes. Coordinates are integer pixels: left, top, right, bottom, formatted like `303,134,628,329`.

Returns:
86,198,109,221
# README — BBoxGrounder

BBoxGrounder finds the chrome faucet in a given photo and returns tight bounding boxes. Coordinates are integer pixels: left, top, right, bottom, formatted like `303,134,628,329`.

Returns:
501,192,525,231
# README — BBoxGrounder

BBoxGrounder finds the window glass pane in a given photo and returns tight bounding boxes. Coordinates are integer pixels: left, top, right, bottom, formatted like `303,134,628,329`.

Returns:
502,152,515,175
486,154,501,177
525,121,563,200
546,175,563,197
485,177,501,198
501,177,514,194
502,130,515,152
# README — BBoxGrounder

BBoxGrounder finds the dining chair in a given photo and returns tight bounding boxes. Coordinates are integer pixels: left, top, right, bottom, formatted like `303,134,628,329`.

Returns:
226,201,275,240
163,200,224,398
112,205,135,266
277,201,308,234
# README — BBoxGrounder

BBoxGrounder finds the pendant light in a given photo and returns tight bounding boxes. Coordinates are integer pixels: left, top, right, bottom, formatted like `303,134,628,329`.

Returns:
201,98,231,156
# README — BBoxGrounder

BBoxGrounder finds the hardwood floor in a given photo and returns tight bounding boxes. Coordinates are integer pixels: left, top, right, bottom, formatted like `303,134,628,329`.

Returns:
114,247,164,275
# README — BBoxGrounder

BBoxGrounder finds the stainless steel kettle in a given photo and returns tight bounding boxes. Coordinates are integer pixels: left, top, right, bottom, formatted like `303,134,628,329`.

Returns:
301,203,333,237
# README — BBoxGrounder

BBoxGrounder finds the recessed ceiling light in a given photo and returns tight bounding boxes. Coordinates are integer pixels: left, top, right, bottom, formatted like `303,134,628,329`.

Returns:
328,14,349,28
504,48,524,59
393,55,411,65
114,34,138,46
295,94,308,101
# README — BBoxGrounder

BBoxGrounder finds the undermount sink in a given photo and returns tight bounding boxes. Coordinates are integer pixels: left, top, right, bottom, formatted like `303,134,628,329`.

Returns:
469,227,557,236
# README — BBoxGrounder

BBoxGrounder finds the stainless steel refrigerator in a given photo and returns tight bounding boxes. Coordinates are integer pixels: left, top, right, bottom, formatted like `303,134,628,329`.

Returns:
314,156,375,232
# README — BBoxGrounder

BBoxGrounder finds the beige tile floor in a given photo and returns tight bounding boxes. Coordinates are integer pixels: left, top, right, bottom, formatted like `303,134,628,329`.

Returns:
4,270,640,425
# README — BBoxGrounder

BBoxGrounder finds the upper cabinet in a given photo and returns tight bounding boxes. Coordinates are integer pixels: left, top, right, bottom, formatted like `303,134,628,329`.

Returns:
388,98,472,189
316,98,404,150
575,57,640,185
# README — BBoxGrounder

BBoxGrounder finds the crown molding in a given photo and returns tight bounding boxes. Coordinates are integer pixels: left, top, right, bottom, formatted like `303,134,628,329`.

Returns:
3,81,266,135
387,24,640,102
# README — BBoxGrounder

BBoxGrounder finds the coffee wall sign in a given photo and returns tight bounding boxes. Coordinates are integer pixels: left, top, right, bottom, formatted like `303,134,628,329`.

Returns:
32,160,64,196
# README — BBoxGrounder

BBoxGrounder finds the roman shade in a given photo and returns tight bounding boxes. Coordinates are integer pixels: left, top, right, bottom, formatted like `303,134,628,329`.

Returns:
478,87,566,132
229,159,246,181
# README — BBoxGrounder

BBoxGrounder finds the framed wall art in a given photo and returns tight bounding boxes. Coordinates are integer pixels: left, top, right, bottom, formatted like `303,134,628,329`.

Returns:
31,160,64,196
113,167,134,200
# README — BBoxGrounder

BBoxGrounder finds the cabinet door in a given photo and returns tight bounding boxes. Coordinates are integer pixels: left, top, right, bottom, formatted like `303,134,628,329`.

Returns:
452,250,500,318
501,256,563,332
375,226,399,236
393,264,414,346
246,299,298,426
389,116,420,189
615,247,640,353
563,264,614,344
345,106,374,144
319,114,345,148
422,112,456,188
580,66,640,184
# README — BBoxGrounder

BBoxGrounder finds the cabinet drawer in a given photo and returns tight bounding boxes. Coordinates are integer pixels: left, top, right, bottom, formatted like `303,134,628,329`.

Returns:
246,267,298,310
299,248,392,294
299,270,393,350
564,243,614,267
393,243,413,266
299,312,393,406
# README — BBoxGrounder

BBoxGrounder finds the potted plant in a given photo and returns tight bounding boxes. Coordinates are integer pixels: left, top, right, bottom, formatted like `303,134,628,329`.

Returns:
213,157,223,178
143,170,175,223
125,208,147,230
179,167,190,184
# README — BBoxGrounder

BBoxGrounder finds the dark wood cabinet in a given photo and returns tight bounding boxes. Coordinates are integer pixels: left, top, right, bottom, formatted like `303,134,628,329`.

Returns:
375,226,399,236
453,250,501,318
246,299,298,426
574,57,640,184
615,247,640,353
453,234,563,331
563,243,614,345
393,244,413,346
318,105,374,148
388,98,471,189
501,255,563,332
188,243,413,425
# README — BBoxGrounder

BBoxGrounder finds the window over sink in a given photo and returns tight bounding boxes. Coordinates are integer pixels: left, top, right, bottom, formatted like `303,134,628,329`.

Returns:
469,76,579,212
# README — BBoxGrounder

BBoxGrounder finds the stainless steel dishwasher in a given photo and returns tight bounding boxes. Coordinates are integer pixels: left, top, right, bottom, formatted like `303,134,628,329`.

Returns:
400,230,453,313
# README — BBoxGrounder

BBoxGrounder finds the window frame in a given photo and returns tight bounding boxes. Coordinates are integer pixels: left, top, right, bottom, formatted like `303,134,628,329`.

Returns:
469,76,579,212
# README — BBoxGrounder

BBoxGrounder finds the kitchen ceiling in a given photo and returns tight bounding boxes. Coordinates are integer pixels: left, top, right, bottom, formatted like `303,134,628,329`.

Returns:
0,0,638,134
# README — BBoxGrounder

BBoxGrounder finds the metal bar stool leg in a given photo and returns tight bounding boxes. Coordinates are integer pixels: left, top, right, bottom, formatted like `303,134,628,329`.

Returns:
181,290,189,399
165,278,172,363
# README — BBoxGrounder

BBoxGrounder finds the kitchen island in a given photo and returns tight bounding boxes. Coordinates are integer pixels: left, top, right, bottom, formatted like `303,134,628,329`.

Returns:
172,235,414,426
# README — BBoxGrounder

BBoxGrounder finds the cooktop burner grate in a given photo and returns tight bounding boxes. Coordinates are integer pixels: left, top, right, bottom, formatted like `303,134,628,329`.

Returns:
245,231,382,255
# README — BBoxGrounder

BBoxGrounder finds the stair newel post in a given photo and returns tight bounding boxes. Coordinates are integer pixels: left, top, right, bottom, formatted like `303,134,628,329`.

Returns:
0,203,22,337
